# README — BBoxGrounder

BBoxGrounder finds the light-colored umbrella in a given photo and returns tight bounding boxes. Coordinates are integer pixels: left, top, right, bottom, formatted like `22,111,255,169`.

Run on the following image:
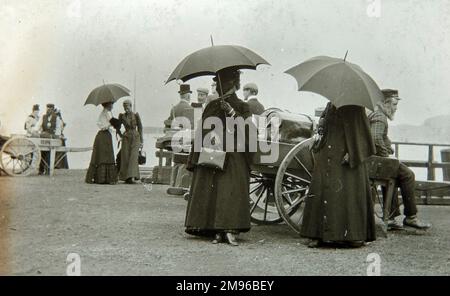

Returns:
166,44,270,83
84,83,130,106
285,55,383,111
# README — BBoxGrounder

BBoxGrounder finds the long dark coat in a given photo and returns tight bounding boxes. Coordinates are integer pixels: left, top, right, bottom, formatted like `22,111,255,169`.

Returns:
185,93,254,236
300,104,377,242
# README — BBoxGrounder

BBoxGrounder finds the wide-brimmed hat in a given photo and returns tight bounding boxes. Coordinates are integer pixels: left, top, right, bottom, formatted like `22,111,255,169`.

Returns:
178,84,192,94
46,103,55,108
32,104,40,111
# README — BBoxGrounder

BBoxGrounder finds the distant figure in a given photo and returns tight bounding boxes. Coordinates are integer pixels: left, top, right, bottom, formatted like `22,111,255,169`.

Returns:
243,83,265,115
39,103,65,175
53,106,69,169
166,84,195,130
40,103,63,138
191,87,209,110
205,81,219,105
118,99,143,184
85,102,118,184
24,104,40,137
368,89,431,230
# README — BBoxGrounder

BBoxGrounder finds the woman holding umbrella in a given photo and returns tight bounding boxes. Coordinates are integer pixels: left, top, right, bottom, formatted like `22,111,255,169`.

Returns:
285,56,381,247
301,102,376,247
84,83,130,184
166,43,269,245
185,67,254,246
85,101,120,184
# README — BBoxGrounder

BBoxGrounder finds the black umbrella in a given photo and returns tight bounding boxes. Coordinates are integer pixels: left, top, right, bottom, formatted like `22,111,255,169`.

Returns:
84,83,131,106
166,44,270,84
285,55,383,111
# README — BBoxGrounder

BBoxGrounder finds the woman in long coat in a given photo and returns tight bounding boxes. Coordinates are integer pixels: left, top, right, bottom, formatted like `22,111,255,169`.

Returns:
85,102,118,184
301,102,376,247
118,99,143,184
185,68,254,246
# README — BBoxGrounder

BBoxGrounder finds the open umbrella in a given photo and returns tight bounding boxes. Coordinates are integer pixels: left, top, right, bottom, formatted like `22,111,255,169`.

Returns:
84,83,131,106
166,44,270,84
285,55,383,111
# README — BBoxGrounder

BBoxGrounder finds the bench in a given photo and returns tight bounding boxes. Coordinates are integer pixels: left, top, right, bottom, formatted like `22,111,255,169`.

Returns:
366,156,400,235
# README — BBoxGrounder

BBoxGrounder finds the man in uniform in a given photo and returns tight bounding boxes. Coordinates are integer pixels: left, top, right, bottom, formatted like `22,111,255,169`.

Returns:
368,89,431,230
24,104,40,137
243,82,265,115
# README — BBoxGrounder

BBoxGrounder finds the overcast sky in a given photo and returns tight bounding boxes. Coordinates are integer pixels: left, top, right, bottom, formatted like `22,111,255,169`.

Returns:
1,0,449,152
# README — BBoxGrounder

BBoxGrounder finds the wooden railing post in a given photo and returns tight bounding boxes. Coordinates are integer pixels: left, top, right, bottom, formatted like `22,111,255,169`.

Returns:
427,145,435,181
395,143,399,159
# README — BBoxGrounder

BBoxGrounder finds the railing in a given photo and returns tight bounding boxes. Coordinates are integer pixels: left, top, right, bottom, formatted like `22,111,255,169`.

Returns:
392,141,450,181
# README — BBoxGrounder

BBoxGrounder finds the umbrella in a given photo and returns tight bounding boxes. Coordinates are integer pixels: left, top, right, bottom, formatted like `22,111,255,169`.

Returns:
166,44,270,83
285,55,383,111
84,83,131,106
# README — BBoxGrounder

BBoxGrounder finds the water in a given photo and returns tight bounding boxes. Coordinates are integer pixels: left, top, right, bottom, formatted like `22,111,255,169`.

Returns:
67,131,448,182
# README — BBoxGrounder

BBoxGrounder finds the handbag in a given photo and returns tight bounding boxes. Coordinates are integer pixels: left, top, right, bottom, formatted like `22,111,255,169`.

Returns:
138,149,146,165
197,147,226,170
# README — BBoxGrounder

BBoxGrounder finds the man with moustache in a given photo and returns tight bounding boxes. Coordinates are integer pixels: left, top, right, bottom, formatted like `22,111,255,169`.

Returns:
368,89,431,230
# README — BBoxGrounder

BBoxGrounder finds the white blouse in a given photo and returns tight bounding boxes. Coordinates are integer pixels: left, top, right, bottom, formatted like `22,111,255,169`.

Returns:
97,109,113,131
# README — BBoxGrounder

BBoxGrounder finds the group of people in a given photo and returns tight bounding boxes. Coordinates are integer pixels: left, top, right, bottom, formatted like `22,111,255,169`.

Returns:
165,80,265,131
85,99,143,185
178,67,431,247
24,103,68,174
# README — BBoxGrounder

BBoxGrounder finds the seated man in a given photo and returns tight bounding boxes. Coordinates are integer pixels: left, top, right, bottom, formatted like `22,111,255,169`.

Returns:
368,89,431,230
38,103,65,174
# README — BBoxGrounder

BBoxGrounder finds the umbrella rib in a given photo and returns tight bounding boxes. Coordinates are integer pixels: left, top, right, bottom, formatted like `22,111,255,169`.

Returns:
232,46,267,68
286,61,340,91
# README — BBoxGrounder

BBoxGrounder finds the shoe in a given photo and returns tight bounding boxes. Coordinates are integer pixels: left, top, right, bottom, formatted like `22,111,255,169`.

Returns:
307,239,322,248
387,219,404,231
403,216,431,230
345,241,365,248
211,233,223,244
125,178,136,184
183,193,190,201
225,232,239,246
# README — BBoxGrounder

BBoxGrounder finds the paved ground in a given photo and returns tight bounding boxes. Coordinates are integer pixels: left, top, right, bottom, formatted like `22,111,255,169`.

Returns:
0,170,449,276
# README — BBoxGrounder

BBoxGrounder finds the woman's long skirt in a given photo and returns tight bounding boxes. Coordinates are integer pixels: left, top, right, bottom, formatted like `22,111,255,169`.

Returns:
185,152,251,237
119,130,140,181
85,130,117,184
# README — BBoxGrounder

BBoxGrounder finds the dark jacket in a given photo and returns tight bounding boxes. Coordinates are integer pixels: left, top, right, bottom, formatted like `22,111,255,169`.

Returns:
247,98,265,115
186,93,254,170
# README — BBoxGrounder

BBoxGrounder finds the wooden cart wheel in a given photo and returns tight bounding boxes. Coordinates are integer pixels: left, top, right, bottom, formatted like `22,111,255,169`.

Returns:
274,138,315,234
249,172,283,224
0,137,41,177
